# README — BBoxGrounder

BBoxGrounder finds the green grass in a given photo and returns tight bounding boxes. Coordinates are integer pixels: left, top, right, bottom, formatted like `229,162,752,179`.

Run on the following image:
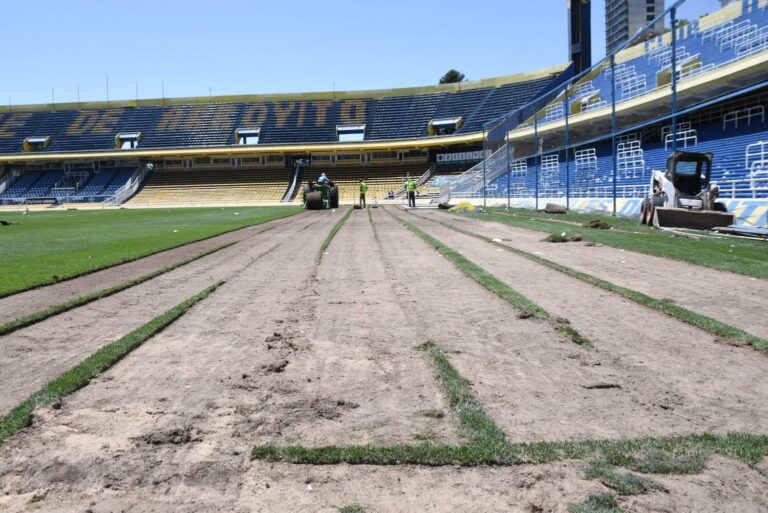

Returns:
585,460,667,495
367,206,380,243
318,208,353,262
419,341,508,447
455,207,768,279
251,431,768,468
385,208,591,346
339,505,365,513
0,206,301,297
417,212,768,351
0,281,223,444
0,242,235,337
568,494,624,513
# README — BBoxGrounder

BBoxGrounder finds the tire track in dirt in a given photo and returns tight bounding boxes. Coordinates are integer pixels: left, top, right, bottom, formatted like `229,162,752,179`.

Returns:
397,208,768,440
0,212,327,415
0,212,308,325
417,210,768,340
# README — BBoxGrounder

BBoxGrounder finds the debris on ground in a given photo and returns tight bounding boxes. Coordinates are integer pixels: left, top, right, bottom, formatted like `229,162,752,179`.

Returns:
543,232,583,243
263,360,289,373
543,203,567,214
449,201,478,213
584,220,612,229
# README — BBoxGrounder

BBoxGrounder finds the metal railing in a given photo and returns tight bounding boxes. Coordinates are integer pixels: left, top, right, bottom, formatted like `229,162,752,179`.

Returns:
105,164,150,206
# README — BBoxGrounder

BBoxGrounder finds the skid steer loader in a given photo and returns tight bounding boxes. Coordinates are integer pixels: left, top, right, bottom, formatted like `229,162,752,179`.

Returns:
639,151,735,230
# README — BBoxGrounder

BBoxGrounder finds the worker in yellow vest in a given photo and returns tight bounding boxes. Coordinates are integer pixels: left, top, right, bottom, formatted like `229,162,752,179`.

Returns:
405,177,416,208
359,179,368,208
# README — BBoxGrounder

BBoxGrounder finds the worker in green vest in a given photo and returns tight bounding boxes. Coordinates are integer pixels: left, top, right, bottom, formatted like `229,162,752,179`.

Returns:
359,179,368,208
405,177,416,208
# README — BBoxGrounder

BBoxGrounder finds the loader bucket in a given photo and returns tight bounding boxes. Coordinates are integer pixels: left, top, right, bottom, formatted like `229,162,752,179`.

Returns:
653,207,735,230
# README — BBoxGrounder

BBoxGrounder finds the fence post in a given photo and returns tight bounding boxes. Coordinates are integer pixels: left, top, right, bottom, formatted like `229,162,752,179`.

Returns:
670,6,679,154
564,88,570,210
482,129,487,209
506,132,511,209
610,54,618,216
534,116,540,210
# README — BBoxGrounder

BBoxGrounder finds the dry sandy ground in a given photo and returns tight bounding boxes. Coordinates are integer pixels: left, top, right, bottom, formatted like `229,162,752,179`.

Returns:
0,213,327,415
0,213,306,325
0,208,766,512
411,209,768,340
394,208,768,440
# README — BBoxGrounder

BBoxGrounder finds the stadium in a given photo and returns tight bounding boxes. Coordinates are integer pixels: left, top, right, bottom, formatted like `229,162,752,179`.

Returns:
0,0,767,511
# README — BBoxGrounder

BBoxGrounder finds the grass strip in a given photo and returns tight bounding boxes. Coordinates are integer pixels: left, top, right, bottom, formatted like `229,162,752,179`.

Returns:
252,338,768,467
385,207,590,345
585,460,667,495
419,340,508,447
367,206,380,243
420,212,768,352
0,206,300,299
339,505,366,513
0,280,223,444
568,494,624,513
318,208,353,263
461,207,768,280
252,431,768,468
0,242,236,337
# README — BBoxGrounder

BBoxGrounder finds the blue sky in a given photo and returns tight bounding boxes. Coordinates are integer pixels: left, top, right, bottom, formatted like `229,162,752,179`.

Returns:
0,0,720,106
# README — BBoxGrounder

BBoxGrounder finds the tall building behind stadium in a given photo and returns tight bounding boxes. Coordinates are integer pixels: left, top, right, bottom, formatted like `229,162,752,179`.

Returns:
606,0,665,54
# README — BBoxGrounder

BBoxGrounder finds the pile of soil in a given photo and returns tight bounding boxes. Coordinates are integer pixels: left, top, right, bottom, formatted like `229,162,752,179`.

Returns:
584,219,612,229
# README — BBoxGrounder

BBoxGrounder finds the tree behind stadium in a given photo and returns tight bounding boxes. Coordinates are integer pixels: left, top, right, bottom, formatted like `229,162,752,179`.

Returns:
439,69,466,84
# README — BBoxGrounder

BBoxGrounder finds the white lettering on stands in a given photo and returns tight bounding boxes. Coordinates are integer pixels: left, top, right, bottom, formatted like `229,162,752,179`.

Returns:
436,150,491,163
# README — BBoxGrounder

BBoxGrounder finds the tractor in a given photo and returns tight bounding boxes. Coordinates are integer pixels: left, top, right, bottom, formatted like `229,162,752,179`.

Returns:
639,151,735,230
303,181,339,210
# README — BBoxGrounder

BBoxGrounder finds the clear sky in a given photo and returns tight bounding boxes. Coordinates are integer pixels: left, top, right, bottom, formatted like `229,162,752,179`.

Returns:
0,0,720,106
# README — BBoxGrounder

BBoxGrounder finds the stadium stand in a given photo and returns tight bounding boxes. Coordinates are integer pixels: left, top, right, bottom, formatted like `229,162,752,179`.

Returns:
534,0,768,125
0,70,561,153
127,168,293,206
0,166,137,205
315,166,428,204
445,0,768,227
487,89,768,202
0,2,765,216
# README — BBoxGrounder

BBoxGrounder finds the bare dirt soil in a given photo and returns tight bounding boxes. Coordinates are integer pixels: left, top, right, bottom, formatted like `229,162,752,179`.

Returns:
0,207,766,512
0,213,324,415
398,208,768,440
414,209,768,339
0,213,306,325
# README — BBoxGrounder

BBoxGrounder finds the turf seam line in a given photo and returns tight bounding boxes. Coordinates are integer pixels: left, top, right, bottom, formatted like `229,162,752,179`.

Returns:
386,207,591,346
318,207,353,263
367,206,380,243
0,280,224,445
424,211,768,352
0,207,301,299
0,241,237,338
